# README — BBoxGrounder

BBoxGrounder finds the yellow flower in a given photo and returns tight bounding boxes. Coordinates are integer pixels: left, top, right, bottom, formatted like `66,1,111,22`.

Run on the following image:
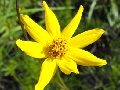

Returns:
16,1,107,90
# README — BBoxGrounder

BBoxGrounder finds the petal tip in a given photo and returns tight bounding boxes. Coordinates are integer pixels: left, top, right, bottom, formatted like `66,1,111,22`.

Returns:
43,1,46,4
16,39,21,46
43,1,48,8
20,14,23,17
96,28,105,34
16,39,24,51
74,68,79,74
103,60,107,65
98,59,107,66
20,14,28,19
20,14,25,19
20,14,29,24
75,71,80,74
79,5,84,13
101,29,105,34
80,5,84,10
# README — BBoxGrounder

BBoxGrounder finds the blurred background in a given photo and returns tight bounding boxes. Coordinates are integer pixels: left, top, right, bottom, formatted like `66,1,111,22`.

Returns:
0,0,120,90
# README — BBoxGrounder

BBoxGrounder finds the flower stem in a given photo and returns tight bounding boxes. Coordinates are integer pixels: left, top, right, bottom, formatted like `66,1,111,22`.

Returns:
57,70,69,90
52,78,65,89
16,0,29,40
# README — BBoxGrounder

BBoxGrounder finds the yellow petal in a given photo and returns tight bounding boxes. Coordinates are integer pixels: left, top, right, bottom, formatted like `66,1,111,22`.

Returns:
16,39,45,58
57,59,71,75
35,58,57,90
62,5,84,40
67,47,107,66
57,58,79,74
43,1,61,37
20,14,52,44
70,29,105,48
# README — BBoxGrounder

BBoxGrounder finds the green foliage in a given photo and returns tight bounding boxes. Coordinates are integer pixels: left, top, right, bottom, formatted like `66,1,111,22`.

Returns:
0,0,120,90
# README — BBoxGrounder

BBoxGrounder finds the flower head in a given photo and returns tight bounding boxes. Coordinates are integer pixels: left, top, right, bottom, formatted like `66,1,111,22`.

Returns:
16,1,107,90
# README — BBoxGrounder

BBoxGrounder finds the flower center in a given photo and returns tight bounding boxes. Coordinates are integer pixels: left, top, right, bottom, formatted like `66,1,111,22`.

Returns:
48,38,67,58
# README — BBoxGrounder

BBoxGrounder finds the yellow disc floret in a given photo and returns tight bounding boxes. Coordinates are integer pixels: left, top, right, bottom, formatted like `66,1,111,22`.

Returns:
48,38,67,58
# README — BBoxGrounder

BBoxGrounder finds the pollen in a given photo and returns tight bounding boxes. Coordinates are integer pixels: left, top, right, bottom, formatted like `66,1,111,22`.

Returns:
48,38,67,58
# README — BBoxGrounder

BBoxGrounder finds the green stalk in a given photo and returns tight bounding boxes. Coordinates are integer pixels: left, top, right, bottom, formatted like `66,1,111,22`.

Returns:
57,70,69,90
16,0,29,40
